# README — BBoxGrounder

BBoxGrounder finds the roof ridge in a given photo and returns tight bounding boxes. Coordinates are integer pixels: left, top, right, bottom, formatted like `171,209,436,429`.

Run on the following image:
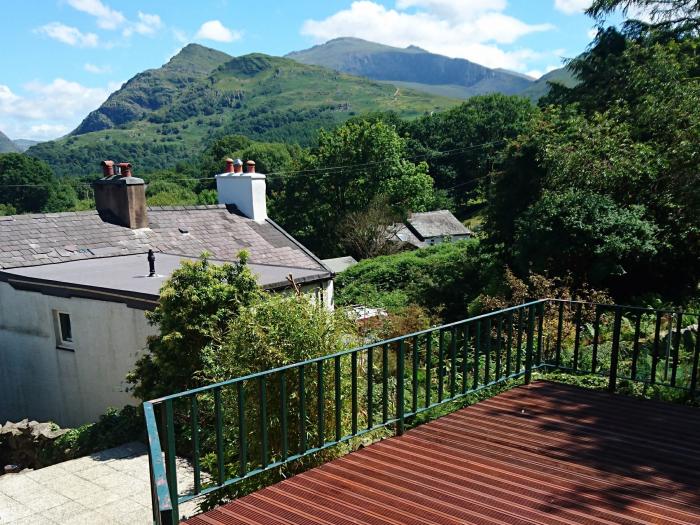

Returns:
1,209,98,221
147,204,226,212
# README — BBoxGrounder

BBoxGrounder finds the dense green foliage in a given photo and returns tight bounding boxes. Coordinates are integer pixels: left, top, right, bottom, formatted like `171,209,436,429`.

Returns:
399,94,536,214
489,8,700,299
335,241,482,321
273,119,443,256
128,253,261,401
0,153,81,213
512,189,658,285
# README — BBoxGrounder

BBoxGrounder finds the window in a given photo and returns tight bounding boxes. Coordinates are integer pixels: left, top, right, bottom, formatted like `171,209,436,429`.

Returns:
54,310,74,350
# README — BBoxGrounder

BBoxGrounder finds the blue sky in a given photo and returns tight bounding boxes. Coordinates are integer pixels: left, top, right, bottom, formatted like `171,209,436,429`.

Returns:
0,0,601,141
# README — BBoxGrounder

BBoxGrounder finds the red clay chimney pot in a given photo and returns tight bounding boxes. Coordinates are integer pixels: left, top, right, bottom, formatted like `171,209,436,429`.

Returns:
246,160,256,173
101,160,114,177
117,162,133,177
225,158,235,173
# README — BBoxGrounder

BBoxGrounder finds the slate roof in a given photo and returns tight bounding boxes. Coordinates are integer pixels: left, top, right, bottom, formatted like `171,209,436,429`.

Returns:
406,210,472,240
0,205,326,272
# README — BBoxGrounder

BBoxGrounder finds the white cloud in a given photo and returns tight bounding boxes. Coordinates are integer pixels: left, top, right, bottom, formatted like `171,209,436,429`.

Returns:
300,1,553,71
195,20,240,43
36,22,98,47
84,63,112,74
0,79,119,140
67,0,126,30
396,0,507,18
554,0,591,15
123,12,163,37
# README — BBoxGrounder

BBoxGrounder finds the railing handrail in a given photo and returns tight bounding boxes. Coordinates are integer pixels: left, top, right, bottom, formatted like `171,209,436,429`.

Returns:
548,298,699,317
144,298,700,524
147,298,549,404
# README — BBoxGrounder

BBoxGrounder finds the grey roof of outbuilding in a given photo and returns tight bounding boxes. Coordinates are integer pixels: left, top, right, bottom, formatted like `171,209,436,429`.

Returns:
321,256,358,274
406,210,472,240
0,205,327,272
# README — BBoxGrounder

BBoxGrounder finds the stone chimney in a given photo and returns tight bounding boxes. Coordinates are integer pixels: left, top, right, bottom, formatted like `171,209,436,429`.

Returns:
215,159,267,222
93,160,148,229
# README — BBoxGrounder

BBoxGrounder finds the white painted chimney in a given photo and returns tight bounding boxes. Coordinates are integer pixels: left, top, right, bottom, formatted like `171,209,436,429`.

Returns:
215,159,268,222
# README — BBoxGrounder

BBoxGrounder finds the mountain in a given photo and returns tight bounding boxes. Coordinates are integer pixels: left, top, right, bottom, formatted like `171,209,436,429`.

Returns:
518,67,579,101
12,139,40,152
73,44,233,135
28,44,459,177
286,37,534,99
0,130,20,153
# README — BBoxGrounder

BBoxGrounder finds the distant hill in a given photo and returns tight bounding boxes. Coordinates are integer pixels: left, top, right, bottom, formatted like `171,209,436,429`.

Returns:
0,130,19,153
28,44,459,177
287,37,534,99
12,139,40,152
518,67,579,101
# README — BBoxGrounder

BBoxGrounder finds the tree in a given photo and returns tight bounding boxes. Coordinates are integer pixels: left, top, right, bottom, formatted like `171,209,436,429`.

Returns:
128,253,261,400
276,120,441,257
512,190,658,287
339,197,403,260
587,0,700,36
0,153,55,213
403,95,535,215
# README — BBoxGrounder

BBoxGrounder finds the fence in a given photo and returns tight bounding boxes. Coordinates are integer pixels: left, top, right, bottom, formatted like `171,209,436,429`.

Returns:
144,298,700,524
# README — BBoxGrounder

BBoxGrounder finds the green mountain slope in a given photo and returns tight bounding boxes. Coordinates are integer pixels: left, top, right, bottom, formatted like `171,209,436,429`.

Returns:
287,37,533,99
519,67,579,101
28,45,458,177
0,130,19,153
73,44,232,134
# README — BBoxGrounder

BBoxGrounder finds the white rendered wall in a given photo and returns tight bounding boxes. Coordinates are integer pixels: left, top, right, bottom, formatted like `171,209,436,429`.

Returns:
0,278,333,427
0,282,156,427
215,173,268,222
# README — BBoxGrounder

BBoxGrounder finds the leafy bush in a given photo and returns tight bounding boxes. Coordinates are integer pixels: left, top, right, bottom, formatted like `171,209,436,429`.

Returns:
335,240,482,321
38,405,144,466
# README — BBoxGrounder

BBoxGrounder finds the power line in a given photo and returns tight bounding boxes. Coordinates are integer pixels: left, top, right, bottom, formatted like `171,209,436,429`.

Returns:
0,139,507,188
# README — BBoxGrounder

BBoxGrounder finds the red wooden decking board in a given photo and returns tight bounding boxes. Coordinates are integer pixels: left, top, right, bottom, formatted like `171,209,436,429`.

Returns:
184,381,700,525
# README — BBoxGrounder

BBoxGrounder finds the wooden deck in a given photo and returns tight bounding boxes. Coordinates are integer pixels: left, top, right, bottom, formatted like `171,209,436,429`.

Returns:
184,381,700,525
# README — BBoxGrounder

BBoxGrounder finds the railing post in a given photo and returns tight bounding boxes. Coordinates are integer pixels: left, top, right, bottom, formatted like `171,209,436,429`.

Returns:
525,305,535,384
671,310,682,387
162,400,179,523
555,301,563,368
609,307,622,393
397,339,405,436
690,315,700,396
591,306,601,374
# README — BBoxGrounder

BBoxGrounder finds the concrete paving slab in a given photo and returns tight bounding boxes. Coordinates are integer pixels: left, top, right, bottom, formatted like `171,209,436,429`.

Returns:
0,441,205,524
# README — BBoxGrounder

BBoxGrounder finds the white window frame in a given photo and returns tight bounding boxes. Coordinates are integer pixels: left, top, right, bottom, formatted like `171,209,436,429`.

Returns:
53,310,75,351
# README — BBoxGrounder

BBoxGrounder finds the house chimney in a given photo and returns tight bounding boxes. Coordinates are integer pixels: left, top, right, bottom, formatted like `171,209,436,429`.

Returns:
93,161,148,229
215,158,267,222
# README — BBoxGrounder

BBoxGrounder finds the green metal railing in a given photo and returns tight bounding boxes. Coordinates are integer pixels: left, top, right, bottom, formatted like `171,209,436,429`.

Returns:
144,299,700,524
